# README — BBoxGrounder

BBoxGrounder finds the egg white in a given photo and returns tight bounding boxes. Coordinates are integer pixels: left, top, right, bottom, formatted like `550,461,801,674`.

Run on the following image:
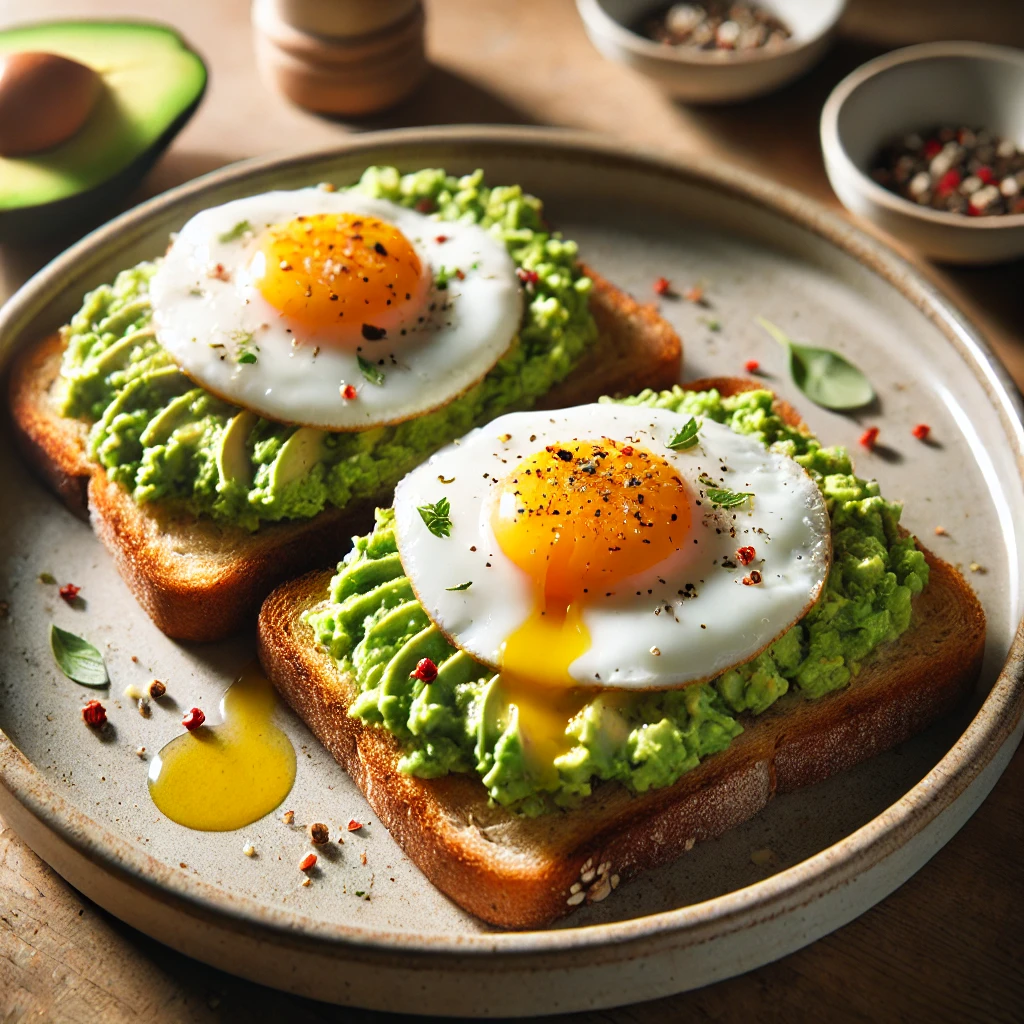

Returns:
149,189,523,430
392,404,831,689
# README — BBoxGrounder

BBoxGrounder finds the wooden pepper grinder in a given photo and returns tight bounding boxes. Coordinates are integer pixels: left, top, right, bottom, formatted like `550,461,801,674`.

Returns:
252,0,427,117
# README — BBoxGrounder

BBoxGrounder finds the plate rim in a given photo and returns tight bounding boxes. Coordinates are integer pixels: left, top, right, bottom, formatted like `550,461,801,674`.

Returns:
1,123,1021,960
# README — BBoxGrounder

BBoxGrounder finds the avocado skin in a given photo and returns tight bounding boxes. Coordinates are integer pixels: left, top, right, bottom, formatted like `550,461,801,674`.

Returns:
0,22,207,244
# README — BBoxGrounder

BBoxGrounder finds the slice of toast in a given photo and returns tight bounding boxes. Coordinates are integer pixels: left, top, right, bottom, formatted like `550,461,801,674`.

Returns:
256,377,986,930
7,264,680,641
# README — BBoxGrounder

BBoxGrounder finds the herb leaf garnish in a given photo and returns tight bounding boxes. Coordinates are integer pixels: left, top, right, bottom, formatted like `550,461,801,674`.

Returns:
756,317,874,411
50,625,109,687
446,581,472,591
357,355,386,386
704,484,753,508
417,497,452,538
667,416,701,451
218,220,252,243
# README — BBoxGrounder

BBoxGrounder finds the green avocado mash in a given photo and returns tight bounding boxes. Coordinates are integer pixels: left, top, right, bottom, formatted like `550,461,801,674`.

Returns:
56,167,597,531
305,387,930,817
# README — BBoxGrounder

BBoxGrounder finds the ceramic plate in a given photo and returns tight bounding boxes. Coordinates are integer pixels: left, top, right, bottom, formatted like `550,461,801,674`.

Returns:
0,127,1021,1016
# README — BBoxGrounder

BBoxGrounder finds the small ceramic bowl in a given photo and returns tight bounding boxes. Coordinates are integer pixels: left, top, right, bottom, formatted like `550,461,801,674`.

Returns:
575,0,846,104
821,42,1024,265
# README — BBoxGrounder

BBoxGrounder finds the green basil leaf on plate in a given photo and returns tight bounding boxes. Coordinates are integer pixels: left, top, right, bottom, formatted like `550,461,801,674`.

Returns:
756,317,874,411
50,624,109,687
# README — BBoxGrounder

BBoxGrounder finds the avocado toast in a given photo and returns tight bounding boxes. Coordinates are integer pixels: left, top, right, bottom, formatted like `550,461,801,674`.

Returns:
257,378,985,928
9,166,680,641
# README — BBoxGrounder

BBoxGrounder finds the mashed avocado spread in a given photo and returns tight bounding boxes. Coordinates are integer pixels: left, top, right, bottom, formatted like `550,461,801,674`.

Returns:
305,387,930,817
57,168,597,531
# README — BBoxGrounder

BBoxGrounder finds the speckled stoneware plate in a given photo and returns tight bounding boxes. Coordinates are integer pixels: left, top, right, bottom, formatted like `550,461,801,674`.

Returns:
0,127,1021,1016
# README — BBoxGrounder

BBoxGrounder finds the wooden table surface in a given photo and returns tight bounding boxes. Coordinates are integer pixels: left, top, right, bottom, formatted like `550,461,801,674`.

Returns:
1,1,1022,1020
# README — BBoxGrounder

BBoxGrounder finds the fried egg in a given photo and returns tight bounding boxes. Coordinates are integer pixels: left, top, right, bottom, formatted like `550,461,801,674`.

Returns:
392,404,830,691
149,189,522,430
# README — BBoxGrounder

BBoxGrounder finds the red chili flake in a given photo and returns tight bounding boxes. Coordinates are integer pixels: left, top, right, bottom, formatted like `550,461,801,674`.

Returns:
182,707,206,731
741,570,763,586
620,445,633,456
455,269,465,281
341,383,358,400
81,699,106,727
859,426,880,449
347,819,364,832
683,285,705,304
434,234,449,244
653,276,672,296
736,546,756,566
744,359,760,374
911,423,931,441
414,198,435,213
923,139,942,158
299,853,317,872
410,658,438,683
936,169,961,195
977,166,996,185
516,267,539,286
59,583,81,603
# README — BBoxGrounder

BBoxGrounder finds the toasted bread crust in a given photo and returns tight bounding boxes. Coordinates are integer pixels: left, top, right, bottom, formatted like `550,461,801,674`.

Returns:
256,378,985,929
7,265,680,641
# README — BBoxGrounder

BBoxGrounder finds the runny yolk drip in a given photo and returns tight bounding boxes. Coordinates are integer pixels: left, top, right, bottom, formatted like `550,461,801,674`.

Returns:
490,439,691,775
252,212,428,339
148,663,296,831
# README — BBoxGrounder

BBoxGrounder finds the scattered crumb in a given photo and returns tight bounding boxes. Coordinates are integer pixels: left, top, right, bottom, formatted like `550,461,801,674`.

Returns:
684,837,695,851
135,746,146,758
301,877,312,887
699,315,721,331
148,679,167,700
137,697,151,718
0,601,8,619
360,852,367,866
38,572,56,584
124,684,142,701
131,655,139,663
750,847,776,867
242,843,256,858
969,562,987,574
683,284,708,305
308,822,329,845
934,526,948,536
282,809,295,825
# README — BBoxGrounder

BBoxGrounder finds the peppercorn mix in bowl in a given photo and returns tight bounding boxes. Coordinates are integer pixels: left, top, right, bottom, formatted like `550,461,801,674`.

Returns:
576,0,845,104
821,41,1024,265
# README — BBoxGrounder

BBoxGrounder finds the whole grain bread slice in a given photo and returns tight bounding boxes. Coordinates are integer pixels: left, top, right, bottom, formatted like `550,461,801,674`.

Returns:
255,377,986,930
7,264,680,641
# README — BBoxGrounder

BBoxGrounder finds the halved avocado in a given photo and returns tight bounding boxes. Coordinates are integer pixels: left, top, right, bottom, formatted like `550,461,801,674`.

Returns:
0,21,207,243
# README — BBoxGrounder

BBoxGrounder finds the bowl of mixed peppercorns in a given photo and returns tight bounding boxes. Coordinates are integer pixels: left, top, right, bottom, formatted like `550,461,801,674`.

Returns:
576,0,846,104
821,41,1024,264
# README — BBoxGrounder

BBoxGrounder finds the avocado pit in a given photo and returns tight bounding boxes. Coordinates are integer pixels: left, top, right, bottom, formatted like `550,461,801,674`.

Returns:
0,50,101,157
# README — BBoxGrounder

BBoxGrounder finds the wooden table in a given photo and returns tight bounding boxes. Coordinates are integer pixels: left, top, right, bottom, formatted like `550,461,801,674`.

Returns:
1,1,1022,1020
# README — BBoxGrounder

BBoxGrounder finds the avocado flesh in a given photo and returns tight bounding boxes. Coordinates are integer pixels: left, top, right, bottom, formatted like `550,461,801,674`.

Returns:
0,21,206,237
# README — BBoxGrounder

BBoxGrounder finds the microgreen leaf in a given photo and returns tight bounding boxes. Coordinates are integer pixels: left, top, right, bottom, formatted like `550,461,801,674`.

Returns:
50,624,108,687
218,220,252,243
357,355,386,386
417,497,452,538
446,581,472,591
705,485,753,509
667,416,701,451
237,352,257,364
756,317,874,411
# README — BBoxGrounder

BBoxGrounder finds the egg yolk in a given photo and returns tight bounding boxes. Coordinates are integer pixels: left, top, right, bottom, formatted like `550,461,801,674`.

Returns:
489,439,691,775
252,213,428,339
